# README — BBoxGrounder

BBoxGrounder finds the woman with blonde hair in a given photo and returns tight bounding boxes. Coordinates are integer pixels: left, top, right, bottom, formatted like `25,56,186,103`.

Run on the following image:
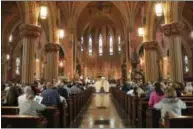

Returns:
154,87,186,118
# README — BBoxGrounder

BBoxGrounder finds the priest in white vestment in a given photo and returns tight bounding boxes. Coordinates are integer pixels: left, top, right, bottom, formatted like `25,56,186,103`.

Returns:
94,77,110,93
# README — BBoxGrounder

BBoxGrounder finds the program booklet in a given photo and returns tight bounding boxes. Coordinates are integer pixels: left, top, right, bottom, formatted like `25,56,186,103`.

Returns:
34,95,43,104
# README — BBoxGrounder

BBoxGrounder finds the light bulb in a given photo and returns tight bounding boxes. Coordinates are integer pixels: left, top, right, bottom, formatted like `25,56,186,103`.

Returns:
40,5,48,19
163,57,168,61
138,27,144,37
59,61,64,67
9,35,12,42
6,54,10,60
36,58,39,62
190,31,193,39
155,3,163,17
59,29,64,39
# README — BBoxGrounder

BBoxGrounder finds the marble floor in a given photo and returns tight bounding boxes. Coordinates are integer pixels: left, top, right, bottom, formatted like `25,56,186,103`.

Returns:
79,93,127,128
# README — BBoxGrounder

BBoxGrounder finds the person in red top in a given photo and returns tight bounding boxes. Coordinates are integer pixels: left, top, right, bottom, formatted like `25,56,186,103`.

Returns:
148,82,165,107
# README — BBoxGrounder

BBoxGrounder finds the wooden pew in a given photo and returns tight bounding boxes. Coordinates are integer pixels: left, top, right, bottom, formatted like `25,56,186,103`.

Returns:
146,108,161,128
1,106,19,115
127,95,132,124
40,106,60,128
2,115,47,128
137,98,148,128
182,106,193,115
124,94,128,115
1,106,62,128
58,102,67,128
65,87,93,127
131,96,140,127
146,106,193,128
1,87,93,128
163,116,193,128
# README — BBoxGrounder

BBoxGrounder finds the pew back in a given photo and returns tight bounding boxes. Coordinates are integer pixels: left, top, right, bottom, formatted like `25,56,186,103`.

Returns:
165,116,193,128
2,115,46,128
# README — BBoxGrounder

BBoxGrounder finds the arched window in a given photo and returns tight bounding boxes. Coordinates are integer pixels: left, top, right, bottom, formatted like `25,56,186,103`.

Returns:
88,34,92,56
99,34,103,56
16,57,20,75
118,36,121,52
81,36,84,52
184,55,189,73
109,34,113,55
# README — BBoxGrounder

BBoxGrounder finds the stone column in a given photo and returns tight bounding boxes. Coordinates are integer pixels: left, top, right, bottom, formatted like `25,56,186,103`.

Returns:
20,24,41,84
143,41,159,82
44,43,60,82
68,28,76,79
188,56,193,77
162,57,169,80
35,59,41,80
2,56,8,83
161,22,184,82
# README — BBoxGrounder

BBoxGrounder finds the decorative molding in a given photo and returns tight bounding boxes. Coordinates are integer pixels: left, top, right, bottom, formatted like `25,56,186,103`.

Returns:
143,41,158,50
20,24,41,38
45,43,60,52
161,21,184,36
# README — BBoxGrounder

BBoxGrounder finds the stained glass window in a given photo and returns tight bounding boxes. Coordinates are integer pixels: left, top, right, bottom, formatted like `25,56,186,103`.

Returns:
184,55,189,73
16,57,20,75
88,34,92,56
118,36,121,52
99,34,103,56
81,36,83,52
109,34,113,55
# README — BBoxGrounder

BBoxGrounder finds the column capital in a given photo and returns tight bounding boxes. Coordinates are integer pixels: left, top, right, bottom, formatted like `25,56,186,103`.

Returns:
45,43,60,52
161,21,184,36
20,24,41,38
143,41,158,50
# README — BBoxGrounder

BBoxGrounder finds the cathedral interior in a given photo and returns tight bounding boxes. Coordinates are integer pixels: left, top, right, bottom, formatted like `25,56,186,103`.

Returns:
1,1,193,128
1,1,193,83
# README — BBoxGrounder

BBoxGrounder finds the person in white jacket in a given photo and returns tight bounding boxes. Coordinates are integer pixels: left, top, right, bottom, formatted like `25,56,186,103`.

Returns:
154,87,186,119
18,86,46,116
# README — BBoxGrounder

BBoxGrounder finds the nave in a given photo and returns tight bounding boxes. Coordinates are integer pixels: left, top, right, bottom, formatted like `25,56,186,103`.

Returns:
1,1,193,128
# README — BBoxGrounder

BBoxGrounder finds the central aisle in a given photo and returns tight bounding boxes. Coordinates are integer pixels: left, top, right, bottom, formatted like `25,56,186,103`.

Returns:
79,93,126,128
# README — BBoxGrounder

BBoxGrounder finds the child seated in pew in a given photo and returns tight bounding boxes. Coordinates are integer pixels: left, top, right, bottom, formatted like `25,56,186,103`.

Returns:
154,87,186,123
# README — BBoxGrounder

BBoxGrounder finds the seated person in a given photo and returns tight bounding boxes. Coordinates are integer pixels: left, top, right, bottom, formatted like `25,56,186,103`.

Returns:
121,82,130,93
18,86,33,103
70,84,82,94
60,96,68,108
154,87,186,119
62,81,71,97
18,86,46,116
4,86,19,106
57,84,69,99
148,82,164,107
142,82,153,99
41,82,61,106
184,82,193,95
172,82,184,97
